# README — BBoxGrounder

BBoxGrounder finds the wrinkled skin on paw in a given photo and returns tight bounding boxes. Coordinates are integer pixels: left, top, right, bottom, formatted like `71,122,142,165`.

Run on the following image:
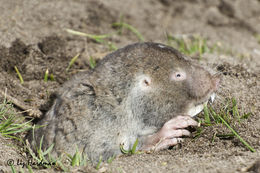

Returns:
141,116,198,151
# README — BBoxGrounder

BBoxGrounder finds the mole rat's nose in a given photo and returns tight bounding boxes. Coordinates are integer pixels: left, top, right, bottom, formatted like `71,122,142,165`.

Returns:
187,66,220,99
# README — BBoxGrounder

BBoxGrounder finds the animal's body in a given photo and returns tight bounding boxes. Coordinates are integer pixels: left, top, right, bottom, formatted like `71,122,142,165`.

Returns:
28,42,220,163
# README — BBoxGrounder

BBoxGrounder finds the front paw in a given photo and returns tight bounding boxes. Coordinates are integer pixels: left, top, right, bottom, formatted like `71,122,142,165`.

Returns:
141,115,198,151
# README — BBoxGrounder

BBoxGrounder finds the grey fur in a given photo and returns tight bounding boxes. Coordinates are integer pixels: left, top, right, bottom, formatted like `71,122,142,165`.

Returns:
27,42,219,163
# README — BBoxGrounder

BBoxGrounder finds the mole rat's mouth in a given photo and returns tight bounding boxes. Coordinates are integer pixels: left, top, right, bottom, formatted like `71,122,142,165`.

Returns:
186,93,216,117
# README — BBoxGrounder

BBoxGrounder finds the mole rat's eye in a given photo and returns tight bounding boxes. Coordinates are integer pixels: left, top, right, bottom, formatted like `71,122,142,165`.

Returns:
171,71,186,81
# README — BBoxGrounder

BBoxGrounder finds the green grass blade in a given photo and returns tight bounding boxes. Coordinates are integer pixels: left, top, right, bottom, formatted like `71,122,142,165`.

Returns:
19,168,25,173
10,164,17,173
42,143,54,156
14,66,24,84
71,149,80,166
49,74,55,81
216,133,235,138
56,160,68,172
211,132,217,143
66,53,80,72
2,126,33,135
66,29,112,43
232,98,240,123
112,22,144,41
27,165,34,173
107,155,115,164
44,69,49,82
209,106,220,123
120,144,129,154
96,156,102,170
217,114,255,152
1,134,21,140
38,135,44,158
26,140,41,165
3,120,32,131
80,154,87,166
89,56,96,69
0,118,13,131
107,42,117,51
131,138,138,154
203,105,211,124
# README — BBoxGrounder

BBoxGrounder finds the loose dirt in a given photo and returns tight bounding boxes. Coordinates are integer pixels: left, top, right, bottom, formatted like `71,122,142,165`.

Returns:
0,0,259,172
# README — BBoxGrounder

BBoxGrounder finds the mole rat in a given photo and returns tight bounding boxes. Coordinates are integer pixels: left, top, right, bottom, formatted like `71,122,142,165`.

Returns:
28,42,220,163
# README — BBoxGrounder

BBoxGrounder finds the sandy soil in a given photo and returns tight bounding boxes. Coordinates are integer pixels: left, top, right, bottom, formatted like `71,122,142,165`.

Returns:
0,0,259,172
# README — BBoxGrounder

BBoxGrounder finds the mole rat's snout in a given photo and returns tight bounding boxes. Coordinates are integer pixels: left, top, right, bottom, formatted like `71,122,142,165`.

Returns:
187,66,221,99
184,67,221,117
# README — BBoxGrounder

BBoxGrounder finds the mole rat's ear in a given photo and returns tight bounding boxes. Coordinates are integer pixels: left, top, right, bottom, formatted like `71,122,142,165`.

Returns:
137,75,152,91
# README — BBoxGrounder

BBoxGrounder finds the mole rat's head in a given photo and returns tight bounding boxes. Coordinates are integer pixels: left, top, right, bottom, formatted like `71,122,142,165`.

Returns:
128,43,220,126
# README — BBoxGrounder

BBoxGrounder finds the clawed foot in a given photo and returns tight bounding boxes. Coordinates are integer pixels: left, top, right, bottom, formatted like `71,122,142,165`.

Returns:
141,115,198,151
